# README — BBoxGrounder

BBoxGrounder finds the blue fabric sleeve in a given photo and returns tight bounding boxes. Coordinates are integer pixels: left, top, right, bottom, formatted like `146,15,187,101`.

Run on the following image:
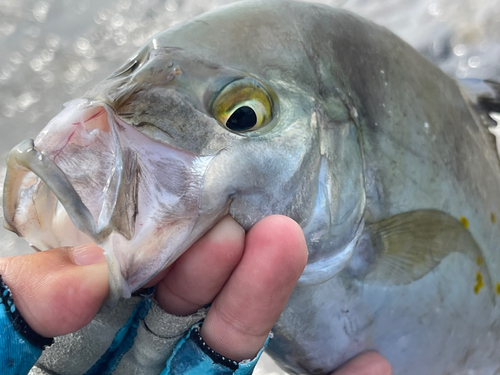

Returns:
162,324,270,375
0,276,49,375
84,297,152,375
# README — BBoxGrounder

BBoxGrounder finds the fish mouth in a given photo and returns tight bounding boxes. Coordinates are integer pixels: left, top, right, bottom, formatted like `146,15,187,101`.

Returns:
4,139,110,245
3,99,217,304
3,100,124,250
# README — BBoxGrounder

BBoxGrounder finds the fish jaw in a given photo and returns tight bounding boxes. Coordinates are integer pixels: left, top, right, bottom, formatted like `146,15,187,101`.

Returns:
4,99,116,248
3,98,220,301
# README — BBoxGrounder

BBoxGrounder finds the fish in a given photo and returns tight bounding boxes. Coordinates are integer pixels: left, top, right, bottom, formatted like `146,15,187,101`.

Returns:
3,0,500,374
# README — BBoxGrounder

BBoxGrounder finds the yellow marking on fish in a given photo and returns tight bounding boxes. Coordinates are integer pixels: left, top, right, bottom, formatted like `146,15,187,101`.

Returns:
496,282,500,296
460,216,469,229
476,256,483,266
474,271,484,294
491,213,496,224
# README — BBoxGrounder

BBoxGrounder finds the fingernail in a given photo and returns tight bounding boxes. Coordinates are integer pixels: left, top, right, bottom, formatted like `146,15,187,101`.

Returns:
70,244,105,266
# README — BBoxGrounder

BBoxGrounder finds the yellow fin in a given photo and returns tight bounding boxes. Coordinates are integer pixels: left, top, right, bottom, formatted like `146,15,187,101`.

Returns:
365,210,492,293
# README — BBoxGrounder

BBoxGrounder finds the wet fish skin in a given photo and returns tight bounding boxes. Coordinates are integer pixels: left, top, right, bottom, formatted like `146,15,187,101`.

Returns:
4,0,500,374
101,1,500,374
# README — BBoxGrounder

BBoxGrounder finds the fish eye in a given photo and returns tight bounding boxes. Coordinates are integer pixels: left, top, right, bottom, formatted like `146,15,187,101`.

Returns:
211,78,273,133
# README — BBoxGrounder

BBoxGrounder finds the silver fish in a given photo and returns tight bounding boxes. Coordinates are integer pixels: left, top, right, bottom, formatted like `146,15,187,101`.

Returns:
4,0,500,374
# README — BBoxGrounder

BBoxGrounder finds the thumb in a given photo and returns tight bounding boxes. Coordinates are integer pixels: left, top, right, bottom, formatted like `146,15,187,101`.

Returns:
0,244,109,338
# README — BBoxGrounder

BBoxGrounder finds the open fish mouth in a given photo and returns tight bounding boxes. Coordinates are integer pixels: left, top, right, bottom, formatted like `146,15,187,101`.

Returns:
4,100,119,250
3,99,216,303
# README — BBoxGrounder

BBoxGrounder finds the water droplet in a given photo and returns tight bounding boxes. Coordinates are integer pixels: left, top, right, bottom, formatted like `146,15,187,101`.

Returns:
41,70,54,83
26,26,41,38
9,52,23,65
64,62,82,82
30,57,43,72
94,14,104,25
453,44,466,56
75,0,89,14
468,56,481,68
0,67,12,82
111,14,125,29
17,92,39,111
40,49,54,63
118,0,132,10
124,20,138,33
82,59,99,72
98,9,113,21
165,0,179,12
27,111,41,123
2,106,15,118
428,3,442,16
84,48,95,59
75,37,90,51
114,31,128,46
46,34,61,51
33,1,50,23
456,66,467,78
0,23,16,36
23,40,36,52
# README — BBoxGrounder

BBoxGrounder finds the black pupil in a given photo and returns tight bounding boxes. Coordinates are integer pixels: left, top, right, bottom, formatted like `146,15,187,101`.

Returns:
226,106,257,131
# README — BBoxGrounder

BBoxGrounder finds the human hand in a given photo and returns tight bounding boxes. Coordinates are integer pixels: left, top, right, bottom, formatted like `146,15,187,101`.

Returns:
0,214,391,374
143,214,309,361
0,214,307,361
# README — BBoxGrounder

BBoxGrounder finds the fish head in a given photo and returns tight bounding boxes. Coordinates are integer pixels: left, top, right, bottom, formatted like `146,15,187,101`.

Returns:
3,0,366,302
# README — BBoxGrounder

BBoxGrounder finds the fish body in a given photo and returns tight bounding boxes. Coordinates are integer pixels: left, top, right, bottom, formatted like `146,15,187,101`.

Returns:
3,1,500,374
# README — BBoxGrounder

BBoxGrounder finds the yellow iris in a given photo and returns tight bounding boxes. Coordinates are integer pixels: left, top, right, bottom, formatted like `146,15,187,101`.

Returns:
211,78,273,132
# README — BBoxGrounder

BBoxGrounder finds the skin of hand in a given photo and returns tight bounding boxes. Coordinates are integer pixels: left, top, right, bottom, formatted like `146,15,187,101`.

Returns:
0,214,391,375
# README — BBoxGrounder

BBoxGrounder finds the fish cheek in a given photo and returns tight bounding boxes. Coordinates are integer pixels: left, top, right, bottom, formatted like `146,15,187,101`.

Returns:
200,123,317,230
115,88,225,155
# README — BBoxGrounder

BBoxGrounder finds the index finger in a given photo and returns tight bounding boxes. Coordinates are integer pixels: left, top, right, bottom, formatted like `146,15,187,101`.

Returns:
200,215,308,362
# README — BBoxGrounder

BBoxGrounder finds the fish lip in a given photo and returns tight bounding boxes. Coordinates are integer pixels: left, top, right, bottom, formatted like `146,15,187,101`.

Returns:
3,139,111,244
3,99,123,247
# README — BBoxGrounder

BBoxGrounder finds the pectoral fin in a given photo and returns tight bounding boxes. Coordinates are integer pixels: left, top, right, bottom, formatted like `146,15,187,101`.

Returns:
363,210,492,292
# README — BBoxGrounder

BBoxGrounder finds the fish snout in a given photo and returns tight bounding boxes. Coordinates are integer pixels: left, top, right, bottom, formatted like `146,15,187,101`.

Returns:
3,98,221,301
2,99,121,250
